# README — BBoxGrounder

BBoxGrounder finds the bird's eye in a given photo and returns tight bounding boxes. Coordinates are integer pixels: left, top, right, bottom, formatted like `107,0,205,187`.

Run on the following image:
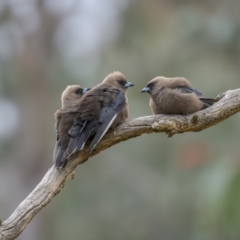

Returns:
118,80,126,86
75,89,81,94
147,83,154,88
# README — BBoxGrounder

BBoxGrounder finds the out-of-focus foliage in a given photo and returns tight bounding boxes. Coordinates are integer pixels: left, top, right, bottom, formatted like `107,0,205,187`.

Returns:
0,0,240,239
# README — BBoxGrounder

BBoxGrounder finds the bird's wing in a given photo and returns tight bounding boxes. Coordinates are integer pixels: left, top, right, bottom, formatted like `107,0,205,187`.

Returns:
58,118,88,163
175,86,203,96
54,114,93,168
174,86,217,107
68,118,97,156
88,90,126,153
53,116,60,163
53,115,67,167
54,112,83,168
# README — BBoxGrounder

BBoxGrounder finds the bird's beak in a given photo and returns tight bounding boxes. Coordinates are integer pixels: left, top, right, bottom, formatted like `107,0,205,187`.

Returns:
82,88,91,94
124,82,134,88
141,87,150,93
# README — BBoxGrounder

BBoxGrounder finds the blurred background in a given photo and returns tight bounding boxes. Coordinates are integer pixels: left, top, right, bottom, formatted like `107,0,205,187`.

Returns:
0,0,240,239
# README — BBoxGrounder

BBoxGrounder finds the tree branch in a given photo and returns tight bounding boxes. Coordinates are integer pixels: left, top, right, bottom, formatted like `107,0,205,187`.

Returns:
0,89,240,240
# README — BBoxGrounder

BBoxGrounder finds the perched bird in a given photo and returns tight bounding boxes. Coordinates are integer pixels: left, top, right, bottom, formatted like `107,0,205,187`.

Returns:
141,76,217,115
53,85,90,167
55,71,134,168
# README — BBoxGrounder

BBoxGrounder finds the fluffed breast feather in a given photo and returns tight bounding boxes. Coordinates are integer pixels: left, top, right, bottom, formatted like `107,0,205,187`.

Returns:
150,87,203,114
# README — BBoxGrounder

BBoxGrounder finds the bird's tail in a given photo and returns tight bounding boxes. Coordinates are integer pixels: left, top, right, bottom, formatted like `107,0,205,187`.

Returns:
200,97,218,109
55,120,98,169
54,144,68,169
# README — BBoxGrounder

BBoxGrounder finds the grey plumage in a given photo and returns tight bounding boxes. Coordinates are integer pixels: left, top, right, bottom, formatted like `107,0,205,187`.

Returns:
141,77,217,115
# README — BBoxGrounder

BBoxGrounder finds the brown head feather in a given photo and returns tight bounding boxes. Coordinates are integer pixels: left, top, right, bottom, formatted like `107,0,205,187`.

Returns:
61,85,85,108
102,71,129,92
146,76,192,94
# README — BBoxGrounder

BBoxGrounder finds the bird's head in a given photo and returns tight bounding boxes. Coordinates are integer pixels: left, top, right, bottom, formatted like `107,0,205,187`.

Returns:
141,76,191,95
61,85,90,107
141,77,167,95
102,71,134,92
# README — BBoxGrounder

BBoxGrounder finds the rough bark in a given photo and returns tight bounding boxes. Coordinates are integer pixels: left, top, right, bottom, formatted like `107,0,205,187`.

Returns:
0,89,240,240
